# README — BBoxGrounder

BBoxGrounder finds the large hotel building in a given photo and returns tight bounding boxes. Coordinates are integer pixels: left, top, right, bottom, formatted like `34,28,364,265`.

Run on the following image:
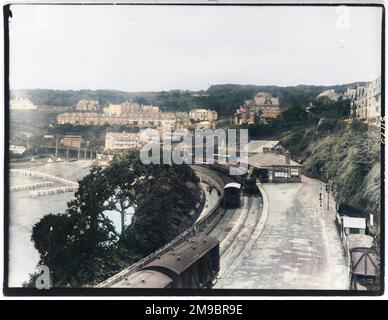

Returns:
234,92,282,125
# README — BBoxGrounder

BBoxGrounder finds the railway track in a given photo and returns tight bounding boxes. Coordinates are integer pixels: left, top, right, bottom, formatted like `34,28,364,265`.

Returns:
215,196,263,285
198,167,265,284
197,167,249,244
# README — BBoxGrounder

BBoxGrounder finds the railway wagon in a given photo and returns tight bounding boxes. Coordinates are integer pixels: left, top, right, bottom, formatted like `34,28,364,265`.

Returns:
223,182,241,209
115,235,220,288
143,235,220,288
348,234,380,290
348,234,379,276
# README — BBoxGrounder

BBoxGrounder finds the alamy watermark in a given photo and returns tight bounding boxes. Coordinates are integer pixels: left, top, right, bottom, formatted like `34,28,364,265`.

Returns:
140,126,249,175
35,264,51,289
335,6,350,30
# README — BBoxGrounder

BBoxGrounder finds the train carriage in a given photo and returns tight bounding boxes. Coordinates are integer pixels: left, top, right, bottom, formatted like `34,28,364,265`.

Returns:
115,235,220,289
347,234,380,290
143,235,220,288
223,182,242,208
348,234,379,277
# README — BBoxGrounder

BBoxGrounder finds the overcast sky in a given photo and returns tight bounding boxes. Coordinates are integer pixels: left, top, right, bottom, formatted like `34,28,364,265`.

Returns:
8,5,382,91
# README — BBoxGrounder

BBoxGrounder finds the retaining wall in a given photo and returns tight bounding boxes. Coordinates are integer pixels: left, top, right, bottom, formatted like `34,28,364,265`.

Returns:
29,186,78,198
10,169,78,187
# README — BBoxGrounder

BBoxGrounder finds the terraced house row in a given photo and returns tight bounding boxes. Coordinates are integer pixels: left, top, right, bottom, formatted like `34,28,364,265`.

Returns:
57,101,190,129
348,78,381,125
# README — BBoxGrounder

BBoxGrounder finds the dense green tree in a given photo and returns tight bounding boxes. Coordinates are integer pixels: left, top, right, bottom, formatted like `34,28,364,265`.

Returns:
129,162,200,253
11,81,365,115
30,150,200,287
311,96,351,119
102,152,144,234
31,209,119,287
30,163,122,286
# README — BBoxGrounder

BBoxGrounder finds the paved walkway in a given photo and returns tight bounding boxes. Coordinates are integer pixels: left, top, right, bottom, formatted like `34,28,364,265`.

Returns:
196,182,221,223
216,176,349,289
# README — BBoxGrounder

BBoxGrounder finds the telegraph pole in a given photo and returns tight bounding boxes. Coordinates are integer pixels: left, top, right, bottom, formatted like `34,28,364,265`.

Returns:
48,226,53,288
325,179,334,210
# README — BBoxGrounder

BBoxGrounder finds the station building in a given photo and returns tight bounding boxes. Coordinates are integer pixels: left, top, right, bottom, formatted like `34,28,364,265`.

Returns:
247,140,302,183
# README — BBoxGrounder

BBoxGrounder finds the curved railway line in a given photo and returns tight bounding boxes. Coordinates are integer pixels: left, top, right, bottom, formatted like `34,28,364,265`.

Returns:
198,166,264,260
97,165,263,288
214,196,263,283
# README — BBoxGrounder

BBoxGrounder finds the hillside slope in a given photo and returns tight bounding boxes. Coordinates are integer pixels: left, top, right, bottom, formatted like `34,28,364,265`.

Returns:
278,122,380,233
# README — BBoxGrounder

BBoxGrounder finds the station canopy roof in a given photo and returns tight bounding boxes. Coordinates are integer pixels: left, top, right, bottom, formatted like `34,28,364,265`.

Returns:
217,140,281,155
247,140,281,154
248,152,302,168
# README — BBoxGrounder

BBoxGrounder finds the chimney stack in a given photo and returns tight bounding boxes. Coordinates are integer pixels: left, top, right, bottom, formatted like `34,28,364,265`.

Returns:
285,151,290,165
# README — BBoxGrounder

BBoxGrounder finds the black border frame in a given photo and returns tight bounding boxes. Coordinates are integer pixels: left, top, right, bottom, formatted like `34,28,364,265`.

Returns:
2,1,385,297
